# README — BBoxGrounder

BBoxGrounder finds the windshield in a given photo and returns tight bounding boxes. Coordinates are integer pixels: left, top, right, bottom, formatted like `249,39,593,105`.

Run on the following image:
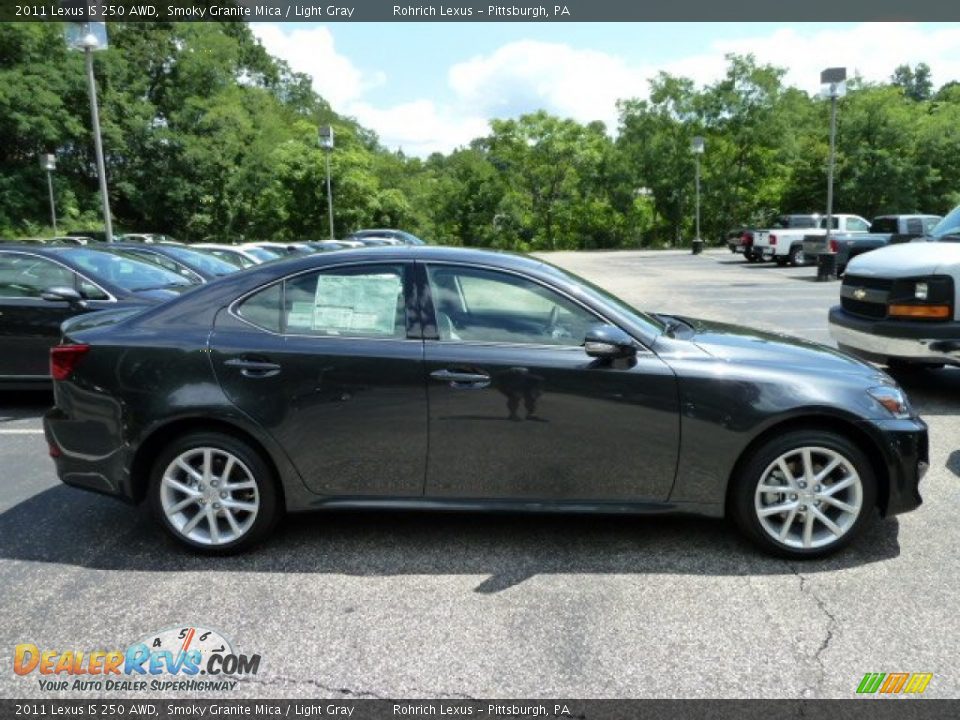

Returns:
930,206,960,239
66,248,193,291
161,246,240,275
244,247,278,262
536,258,666,335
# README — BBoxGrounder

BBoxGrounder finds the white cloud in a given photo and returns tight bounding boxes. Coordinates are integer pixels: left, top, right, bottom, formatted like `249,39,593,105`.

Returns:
252,24,383,109
251,23,960,157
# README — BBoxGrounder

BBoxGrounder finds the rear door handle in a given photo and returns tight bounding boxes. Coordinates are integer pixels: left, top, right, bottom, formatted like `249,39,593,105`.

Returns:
430,369,491,388
224,358,282,378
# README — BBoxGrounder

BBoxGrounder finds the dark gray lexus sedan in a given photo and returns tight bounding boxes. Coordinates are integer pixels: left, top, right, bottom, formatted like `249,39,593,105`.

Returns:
44,247,928,557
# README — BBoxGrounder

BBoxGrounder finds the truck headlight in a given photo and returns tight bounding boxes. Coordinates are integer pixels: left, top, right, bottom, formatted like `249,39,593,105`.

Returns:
867,386,912,418
915,282,928,300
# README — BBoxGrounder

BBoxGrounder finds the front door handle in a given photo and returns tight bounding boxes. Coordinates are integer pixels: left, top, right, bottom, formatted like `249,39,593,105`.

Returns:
430,368,491,388
224,358,282,378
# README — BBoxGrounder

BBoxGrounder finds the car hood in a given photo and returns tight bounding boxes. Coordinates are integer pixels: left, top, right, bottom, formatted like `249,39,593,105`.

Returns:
845,242,960,277
677,316,884,380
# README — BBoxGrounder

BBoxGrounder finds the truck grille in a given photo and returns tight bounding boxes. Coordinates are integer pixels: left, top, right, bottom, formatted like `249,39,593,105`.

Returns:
840,274,890,319
840,297,886,319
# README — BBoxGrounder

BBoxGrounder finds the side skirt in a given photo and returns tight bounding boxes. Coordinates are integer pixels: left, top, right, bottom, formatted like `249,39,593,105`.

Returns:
292,496,724,519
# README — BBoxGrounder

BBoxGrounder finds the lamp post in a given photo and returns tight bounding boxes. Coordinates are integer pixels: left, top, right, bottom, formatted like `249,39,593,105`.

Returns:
65,17,113,242
691,136,705,255
318,125,335,240
634,187,652,248
817,67,846,281
40,153,58,234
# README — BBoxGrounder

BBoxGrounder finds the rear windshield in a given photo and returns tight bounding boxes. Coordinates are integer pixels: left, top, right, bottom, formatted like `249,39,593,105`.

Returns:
161,246,239,276
870,218,898,234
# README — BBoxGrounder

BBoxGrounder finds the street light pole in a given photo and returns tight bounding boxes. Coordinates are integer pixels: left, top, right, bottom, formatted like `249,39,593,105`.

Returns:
85,46,113,242
318,125,335,240
817,67,846,281
41,154,58,234
691,136,705,255
66,17,113,241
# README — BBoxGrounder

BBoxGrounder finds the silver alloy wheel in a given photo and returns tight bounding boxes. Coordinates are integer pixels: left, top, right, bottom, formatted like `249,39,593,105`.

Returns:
754,446,863,550
160,447,260,546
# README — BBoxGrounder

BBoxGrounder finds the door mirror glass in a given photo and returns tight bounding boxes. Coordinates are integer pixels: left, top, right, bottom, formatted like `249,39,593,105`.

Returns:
583,324,636,359
41,286,84,305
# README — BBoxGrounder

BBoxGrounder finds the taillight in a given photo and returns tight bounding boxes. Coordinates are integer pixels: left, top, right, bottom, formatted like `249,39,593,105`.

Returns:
829,238,839,253
741,232,752,246
50,344,90,381
769,234,777,245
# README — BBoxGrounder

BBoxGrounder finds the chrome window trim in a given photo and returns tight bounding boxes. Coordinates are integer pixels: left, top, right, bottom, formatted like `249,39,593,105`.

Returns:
0,249,117,303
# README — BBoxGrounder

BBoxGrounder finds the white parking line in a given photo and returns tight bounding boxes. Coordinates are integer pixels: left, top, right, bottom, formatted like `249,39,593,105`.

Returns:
0,429,44,435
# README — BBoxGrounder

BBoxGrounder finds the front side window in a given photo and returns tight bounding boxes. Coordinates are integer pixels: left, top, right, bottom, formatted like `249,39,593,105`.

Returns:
0,254,76,298
237,264,408,338
426,265,598,346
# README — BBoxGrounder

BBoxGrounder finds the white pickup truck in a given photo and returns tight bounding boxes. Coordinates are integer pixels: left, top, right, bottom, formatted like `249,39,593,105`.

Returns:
754,214,871,266
828,206,960,368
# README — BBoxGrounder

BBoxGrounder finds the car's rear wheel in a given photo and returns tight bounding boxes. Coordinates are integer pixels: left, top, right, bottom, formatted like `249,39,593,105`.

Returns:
149,431,280,553
730,430,876,558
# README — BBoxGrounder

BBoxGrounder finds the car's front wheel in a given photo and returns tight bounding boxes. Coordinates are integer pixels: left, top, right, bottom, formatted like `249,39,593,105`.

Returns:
149,431,280,553
730,430,876,558
788,246,805,266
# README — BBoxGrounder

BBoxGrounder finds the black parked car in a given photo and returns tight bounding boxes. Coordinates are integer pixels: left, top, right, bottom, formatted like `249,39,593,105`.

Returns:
44,247,927,557
0,246,194,386
109,243,240,283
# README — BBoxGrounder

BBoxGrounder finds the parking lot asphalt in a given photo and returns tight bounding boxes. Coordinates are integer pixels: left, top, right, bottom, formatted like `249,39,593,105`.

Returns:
1,248,957,699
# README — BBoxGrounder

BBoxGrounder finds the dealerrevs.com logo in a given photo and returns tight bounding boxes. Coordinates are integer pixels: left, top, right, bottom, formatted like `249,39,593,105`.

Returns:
14,626,261,692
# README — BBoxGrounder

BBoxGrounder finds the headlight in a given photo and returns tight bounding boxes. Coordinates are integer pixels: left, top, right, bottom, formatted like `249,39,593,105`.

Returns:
867,386,912,418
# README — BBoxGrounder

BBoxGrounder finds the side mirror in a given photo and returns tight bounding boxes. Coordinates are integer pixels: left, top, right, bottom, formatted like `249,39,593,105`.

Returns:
41,286,85,307
583,324,637,359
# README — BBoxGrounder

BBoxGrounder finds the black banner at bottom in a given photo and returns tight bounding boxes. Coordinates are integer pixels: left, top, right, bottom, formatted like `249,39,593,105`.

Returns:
2,699,959,720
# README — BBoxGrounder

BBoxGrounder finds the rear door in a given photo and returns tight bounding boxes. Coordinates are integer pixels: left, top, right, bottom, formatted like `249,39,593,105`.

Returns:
209,261,428,497
0,251,110,378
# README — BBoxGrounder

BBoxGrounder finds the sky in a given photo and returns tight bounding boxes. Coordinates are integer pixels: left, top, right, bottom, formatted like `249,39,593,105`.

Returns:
251,22,960,157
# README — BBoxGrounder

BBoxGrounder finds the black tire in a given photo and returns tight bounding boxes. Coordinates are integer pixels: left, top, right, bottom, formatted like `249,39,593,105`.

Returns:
729,430,877,559
774,257,788,267
148,431,281,554
788,245,804,266
745,251,760,263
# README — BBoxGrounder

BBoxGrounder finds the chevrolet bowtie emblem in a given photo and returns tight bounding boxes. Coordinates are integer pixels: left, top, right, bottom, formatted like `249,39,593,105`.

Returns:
853,288,867,300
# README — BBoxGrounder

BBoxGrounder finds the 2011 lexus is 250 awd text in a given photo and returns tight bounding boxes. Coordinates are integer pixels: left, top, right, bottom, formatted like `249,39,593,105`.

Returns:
43,246,928,557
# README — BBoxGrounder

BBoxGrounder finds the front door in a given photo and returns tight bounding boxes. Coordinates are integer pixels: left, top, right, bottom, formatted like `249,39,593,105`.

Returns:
420,263,679,502
209,262,428,497
0,252,103,378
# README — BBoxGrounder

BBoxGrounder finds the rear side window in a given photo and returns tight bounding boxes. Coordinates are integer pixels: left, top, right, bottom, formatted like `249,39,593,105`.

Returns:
237,264,408,338
0,254,76,298
847,218,870,232
237,282,282,332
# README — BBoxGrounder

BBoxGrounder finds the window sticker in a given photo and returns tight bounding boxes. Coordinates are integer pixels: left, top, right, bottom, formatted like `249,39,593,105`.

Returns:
311,273,402,335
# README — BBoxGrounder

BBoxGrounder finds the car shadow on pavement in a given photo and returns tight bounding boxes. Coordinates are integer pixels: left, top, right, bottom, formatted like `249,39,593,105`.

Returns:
888,366,960,414
0,485,901,592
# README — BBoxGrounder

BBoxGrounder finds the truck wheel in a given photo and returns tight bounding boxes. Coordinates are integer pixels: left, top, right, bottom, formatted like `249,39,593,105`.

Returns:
775,257,788,267
788,246,804,266
745,252,759,263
